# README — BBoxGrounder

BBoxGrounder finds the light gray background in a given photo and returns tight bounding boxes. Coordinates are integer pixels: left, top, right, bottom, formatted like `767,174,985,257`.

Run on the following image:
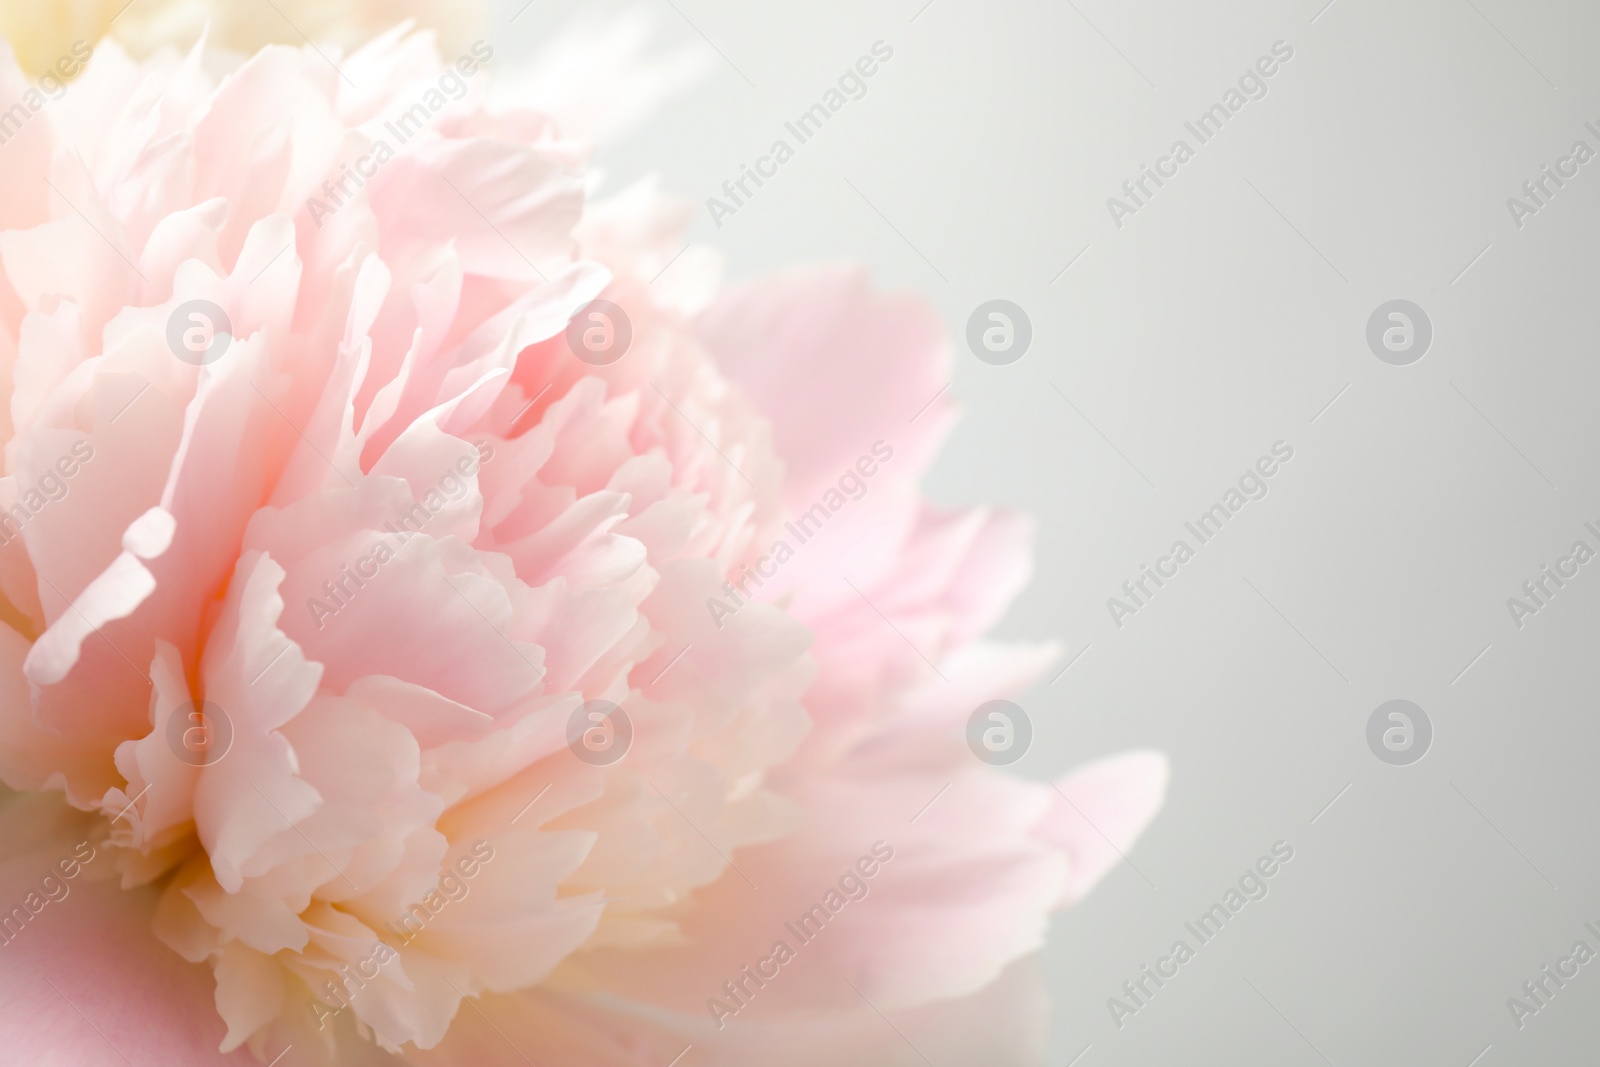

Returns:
496,1,1600,1062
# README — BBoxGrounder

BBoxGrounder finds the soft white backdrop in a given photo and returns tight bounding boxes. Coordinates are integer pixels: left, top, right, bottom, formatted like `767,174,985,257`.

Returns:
496,1,1600,1063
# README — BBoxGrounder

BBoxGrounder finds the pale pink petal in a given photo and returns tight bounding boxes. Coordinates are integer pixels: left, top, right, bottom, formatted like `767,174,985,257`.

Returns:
698,264,954,510
0,795,255,1065
1041,750,1171,907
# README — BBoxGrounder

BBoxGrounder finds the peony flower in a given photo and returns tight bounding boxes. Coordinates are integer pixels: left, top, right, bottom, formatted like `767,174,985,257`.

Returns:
0,21,1166,1066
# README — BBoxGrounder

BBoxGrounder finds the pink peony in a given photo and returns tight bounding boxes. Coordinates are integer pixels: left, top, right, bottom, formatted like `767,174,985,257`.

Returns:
0,23,1166,1066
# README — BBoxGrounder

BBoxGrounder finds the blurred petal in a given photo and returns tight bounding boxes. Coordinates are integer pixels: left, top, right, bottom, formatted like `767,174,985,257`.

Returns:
1041,750,1170,907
